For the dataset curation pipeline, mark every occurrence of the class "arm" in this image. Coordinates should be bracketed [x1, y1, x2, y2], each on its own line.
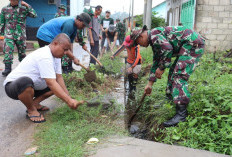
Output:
[56, 74, 69, 95]
[21, 1, 37, 18]
[105, 30, 111, 47]
[111, 45, 125, 59]
[0, 8, 5, 35]
[130, 46, 140, 68]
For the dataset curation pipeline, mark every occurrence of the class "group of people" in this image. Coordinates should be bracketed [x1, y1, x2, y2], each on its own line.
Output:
[0, 0, 205, 127]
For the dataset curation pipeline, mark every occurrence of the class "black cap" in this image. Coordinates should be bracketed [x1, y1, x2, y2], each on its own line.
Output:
[79, 13, 91, 28]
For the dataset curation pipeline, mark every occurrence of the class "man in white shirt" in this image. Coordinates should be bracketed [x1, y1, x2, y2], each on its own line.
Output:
[3, 33, 84, 123]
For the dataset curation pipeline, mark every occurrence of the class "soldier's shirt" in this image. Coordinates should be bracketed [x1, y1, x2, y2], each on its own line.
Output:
[54, 12, 67, 18]
[0, 4, 37, 40]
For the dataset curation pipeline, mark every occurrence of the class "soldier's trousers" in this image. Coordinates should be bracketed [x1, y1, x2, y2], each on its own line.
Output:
[166, 43, 205, 105]
[3, 38, 26, 64]
[62, 54, 72, 66]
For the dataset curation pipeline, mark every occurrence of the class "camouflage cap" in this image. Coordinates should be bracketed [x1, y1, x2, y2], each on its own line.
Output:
[79, 13, 91, 28]
[58, 4, 66, 10]
[130, 25, 148, 41]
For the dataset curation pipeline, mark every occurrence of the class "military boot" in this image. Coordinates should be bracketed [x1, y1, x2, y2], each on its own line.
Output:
[62, 66, 69, 74]
[163, 104, 188, 127]
[2, 64, 12, 76]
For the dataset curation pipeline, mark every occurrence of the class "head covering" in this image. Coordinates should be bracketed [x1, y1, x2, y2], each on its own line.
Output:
[58, 4, 66, 10]
[108, 24, 115, 32]
[130, 25, 148, 41]
[79, 13, 91, 28]
[116, 18, 120, 21]
[123, 35, 134, 47]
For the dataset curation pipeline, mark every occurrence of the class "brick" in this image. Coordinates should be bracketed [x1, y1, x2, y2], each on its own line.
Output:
[209, 0, 220, 5]
[202, 5, 214, 11]
[219, 0, 230, 5]
[216, 35, 227, 40]
[224, 6, 232, 11]
[206, 34, 217, 40]
[230, 13, 232, 18]
[213, 6, 224, 12]
[219, 12, 230, 17]
[212, 17, 223, 23]
[207, 23, 218, 28]
[226, 35, 232, 41]
[197, 11, 209, 17]
[212, 29, 225, 34]
[208, 11, 219, 17]
[223, 18, 232, 24]
[218, 23, 228, 29]
[197, 5, 203, 11]
[202, 17, 212, 22]
[198, 0, 209, 5]
[229, 24, 232, 29]
[196, 22, 207, 28]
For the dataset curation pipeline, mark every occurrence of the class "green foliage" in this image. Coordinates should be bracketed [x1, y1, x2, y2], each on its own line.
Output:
[134, 47, 232, 155]
[134, 11, 166, 29]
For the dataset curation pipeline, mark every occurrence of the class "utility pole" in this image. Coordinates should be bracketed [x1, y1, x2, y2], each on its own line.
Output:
[145, 0, 152, 29]
[128, 0, 131, 30]
[143, 0, 147, 26]
[131, 0, 134, 30]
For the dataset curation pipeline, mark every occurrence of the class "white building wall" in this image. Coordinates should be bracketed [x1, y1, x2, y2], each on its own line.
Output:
[0, 0, 9, 11]
[70, 0, 84, 16]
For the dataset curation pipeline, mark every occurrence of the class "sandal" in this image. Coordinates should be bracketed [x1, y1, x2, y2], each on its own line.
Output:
[26, 113, 46, 123]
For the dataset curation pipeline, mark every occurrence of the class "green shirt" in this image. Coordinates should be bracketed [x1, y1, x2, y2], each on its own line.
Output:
[101, 18, 114, 29]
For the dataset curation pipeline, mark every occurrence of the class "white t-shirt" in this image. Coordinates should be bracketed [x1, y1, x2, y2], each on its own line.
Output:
[3, 46, 62, 90]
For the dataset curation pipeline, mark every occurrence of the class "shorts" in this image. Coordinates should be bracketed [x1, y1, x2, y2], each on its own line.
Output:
[5, 76, 51, 100]
[104, 39, 119, 47]
[126, 63, 141, 75]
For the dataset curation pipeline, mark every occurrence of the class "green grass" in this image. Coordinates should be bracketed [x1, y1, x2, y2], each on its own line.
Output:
[132, 47, 232, 155]
[34, 54, 126, 156]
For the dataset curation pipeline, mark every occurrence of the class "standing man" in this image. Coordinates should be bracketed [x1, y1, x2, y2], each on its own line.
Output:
[54, 4, 67, 18]
[116, 18, 126, 45]
[88, 5, 102, 65]
[131, 25, 205, 127]
[37, 13, 91, 74]
[100, 10, 114, 51]
[3, 34, 84, 123]
[0, 0, 37, 76]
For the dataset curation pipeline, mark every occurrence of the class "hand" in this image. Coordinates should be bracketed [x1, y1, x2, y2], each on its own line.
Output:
[110, 56, 115, 60]
[82, 44, 87, 51]
[21, 1, 29, 7]
[155, 68, 164, 79]
[67, 99, 84, 109]
[144, 82, 153, 96]
[127, 67, 133, 74]
[90, 40, 94, 46]
[73, 58, 80, 65]
[99, 35, 102, 40]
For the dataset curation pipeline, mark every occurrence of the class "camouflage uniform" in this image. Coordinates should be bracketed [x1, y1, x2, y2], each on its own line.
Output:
[116, 22, 126, 45]
[0, 3, 37, 64]
[54, 12, 66, 18]
[148, 26, 205, 105]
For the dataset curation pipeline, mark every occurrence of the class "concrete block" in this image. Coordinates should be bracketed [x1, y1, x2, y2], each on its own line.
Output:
[212, 17, 223, 23]
[226, 34, 232, 41]
[210, 40, 220, 46]
[198, 0, 209, 5]
[230, 13, 232, 18]
[196, 22, 207, 28]
[212, 29, 225, 34]
[197, 11, 209, 17]
[213, 6, 224, 12]
[219, 0, 230, 5]
[206, 34, 217, 40]
[197, 5, 203, 10]
[207, 23, 218, 28]
[208, 11, 219, 17]
[219, 12, 230, 17]
[202, 5, 214, 11]
[223, 30, 232, 35]
[223, 18, 232, 24]
[216, 35, 227, 40]
[209, 0, 220, 5]
[218, 23, 228, 29]
[229, 24, 232, 29]
[201, 17, 212, 22]
[224, 6, 232, 11]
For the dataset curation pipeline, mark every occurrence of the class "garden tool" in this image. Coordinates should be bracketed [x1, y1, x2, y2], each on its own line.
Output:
[78, 63, 96, 82]
[128, 93, 146, 128]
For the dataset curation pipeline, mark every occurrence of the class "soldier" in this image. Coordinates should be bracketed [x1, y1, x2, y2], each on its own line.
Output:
[0, 0, 37, 76]
[54, 4, 67, 18]
[116, 18, 126, 45]
[131, 25, 205, 127]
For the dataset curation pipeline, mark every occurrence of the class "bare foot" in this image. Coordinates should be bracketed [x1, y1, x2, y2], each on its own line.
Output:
[27, 110, 46, 123]
[33, 104, 50, 111]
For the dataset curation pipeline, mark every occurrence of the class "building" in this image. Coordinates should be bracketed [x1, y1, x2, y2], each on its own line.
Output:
[166, 0, 232, 51]
[152, 0, 166, 18]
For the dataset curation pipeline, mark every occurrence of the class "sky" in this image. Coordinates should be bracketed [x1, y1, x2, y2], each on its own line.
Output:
[90, 0, 165, 15]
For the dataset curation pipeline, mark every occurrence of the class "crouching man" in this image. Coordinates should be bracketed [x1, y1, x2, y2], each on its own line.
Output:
[3, 33, 84, 123]
[131, 26, 205, 127]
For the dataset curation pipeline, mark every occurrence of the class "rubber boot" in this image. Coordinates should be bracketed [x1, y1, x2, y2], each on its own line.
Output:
[68, 61, 74, 73]
[62, 66, 69, 74]
[2, 64, 12, 76]
[163, 104, 188, 127]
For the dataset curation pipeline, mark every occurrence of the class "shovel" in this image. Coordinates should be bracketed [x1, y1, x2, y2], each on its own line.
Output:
[128, 93, 146, 128]
[78, 63, 96, 82]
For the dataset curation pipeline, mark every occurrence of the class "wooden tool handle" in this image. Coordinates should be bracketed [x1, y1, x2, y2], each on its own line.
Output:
[85, 49, 103, 67]
[78, 63, 89, 72]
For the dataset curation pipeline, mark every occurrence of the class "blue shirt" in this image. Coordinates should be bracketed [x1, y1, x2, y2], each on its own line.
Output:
[36, 16, 77, 43]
